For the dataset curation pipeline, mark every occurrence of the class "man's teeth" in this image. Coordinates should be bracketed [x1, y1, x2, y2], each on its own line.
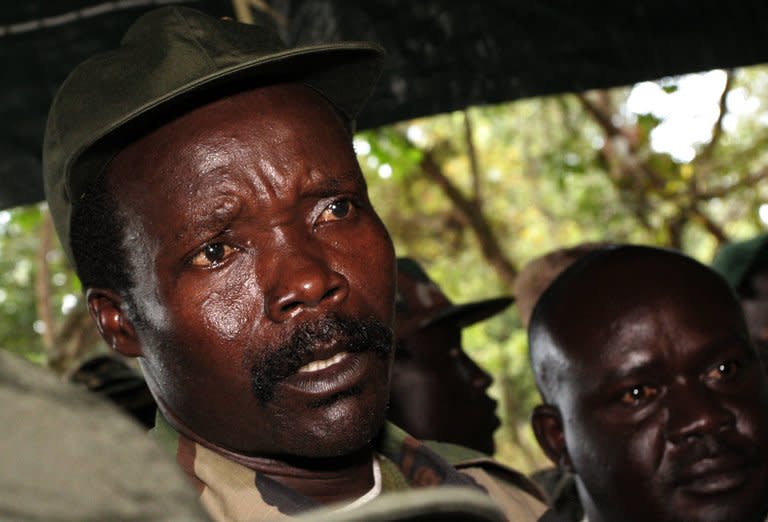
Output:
[298, 352, 348, 373]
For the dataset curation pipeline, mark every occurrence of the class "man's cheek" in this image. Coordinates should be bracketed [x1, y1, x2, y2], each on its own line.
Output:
[735, 404, 768, 446]
[201, 272, 259, 341]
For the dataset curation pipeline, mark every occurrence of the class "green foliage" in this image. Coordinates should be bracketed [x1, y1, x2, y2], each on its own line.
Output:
[0, 206, 84, 365]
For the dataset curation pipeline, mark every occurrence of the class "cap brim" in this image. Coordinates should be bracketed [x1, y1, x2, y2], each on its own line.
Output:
[69, 41, 384, 203]
[427, 296, 514, 330]
[110, 41, 384, 133]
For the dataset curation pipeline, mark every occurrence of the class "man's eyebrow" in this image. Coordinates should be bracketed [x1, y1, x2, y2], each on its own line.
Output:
[601, 352, 663, 384]
[173, 197, 242, 243]
[306, 170, 363, 194]
[693, 331, 755, 363]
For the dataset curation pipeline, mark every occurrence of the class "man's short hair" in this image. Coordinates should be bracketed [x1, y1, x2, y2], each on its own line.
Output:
[70, 172, 131, 294]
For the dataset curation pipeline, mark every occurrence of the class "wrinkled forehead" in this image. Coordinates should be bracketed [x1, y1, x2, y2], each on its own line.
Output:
[111, 85, 347, 169]
[104, 83, 357, 210]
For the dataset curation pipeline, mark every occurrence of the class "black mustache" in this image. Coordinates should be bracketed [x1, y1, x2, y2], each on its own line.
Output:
[249, 314, 392, 403]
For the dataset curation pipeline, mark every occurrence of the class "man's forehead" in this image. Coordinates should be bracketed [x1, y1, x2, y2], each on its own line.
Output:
[554, 296, 752, 389]
[541, 249, 750, 377]
[554, 250, 735, 318]
[106, 84, 354, 192]
[549, 304, 656, 370]
[116, 84, 339, 156]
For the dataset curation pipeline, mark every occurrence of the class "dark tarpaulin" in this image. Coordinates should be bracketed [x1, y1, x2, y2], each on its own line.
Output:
[3, 0, 768, 210]
[273, 0, 768, 130]
[0, 0, 234, 210]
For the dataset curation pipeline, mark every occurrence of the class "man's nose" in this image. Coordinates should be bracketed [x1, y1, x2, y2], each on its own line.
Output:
[664, 380, 736, 444]
[454, 348, 493, 391]
[265, 246, 349, 322]
[476, 369, 493, 390]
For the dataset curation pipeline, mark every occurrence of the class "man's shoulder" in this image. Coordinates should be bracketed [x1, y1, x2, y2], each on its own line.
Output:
[377, 424, 551, 520]
[422, 439, 550, 520]
[423, 439, 547, 502]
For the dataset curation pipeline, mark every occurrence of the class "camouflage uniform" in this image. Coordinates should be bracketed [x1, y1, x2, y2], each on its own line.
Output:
[152, 413, 551, 521]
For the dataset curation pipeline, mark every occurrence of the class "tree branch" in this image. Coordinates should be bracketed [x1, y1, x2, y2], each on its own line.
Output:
[698, 70, 734, 164]
[691, 205, 729, 245]
[419, 147, 518, 288]
[578, 91, 665, 191]
[698, 166, 768, 200]
[463, 110, 482, 206]
[577, 92, 631, 142]
[35, 211, 55, 364]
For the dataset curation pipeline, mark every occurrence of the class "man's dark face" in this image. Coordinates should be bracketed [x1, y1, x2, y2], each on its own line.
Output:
[545, 257, 768, 522]
[103, 84, 396, 457]
[388, 323, 499, 454]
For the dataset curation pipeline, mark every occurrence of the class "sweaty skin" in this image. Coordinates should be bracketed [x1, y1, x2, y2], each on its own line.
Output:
[88, 84, 396, 504]
[531, 247, 768, 522]
[388, 322, 500, 454]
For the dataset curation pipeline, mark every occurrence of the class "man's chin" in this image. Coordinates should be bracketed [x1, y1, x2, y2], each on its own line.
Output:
[284, 394, 388, 458]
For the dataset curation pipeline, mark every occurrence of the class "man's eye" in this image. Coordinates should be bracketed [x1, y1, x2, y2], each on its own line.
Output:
[705, 360, 742, 381]
[189, 243, 235, 267]
[619, 385, 658, 406]
[318, 198, 355, 223]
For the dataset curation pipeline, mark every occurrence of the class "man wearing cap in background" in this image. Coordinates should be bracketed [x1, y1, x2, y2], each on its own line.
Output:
[712, 233, 768, 362]
[42, 7, 552, 520]
[513, 243, 609, 331]
[390, 257, 512, 455]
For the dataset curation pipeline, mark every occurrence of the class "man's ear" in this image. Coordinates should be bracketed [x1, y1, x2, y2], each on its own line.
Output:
[531, 404, 573, 471]
[86, 288, 142, 357]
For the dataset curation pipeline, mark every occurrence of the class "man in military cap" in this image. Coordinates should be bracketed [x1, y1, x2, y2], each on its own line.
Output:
[712, 233, 768, 362]
[389, 257, 511, 455]
[43, 7, 551, 520]
[529, 245, 768, 522]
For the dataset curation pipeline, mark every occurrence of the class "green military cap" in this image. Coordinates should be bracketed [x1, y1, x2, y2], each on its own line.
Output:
[43, 6, 384, 267]
[711, 233, 768, 292]
[395, 257, 513, 339]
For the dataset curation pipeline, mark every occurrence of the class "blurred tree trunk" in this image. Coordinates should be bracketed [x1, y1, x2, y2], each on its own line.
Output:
[35, 208, 103, 374]
[399, 110, 520, 291]
[35, 212, 55, 363]
[52, 303, 104, 374]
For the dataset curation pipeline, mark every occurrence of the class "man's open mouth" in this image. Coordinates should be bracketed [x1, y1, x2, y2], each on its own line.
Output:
[282, 350, 371, 396]
[297, 351, 349, 373]
[249, 314, 393, 403]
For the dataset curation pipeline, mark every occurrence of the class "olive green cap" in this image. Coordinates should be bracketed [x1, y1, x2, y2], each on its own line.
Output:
[395, 257, 513, 340]
[42, 6, 384, 267]
[711, 233, 768, 293]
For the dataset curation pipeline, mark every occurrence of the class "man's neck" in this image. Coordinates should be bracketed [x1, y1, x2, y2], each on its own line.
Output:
[159, 405, 375, 505]
[213, 441, 377, 505]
